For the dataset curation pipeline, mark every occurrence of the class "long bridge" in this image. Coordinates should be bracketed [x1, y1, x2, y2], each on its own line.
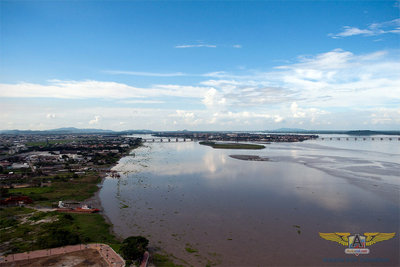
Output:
[316, 136, 399, 141]
[142, 136, 399, 143]
[142, 138, 194, 143]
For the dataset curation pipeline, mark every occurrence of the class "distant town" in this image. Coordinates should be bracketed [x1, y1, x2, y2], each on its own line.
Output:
[0, 134, 141, 191]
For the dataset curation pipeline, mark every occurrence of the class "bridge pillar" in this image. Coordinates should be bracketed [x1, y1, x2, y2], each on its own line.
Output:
[160, 139, 163, 142]
[168, 139, 171, 142]
[183, 138, 186, 142]
[152, 139, 155, 142]
[176, 138, 179, 142]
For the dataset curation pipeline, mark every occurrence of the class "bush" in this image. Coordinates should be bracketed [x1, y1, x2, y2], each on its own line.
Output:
[120, 236, 149, 262]
[37, 228, 81, 248]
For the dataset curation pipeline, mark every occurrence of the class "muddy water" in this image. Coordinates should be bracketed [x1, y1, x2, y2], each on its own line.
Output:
[99, 137, 399, 266]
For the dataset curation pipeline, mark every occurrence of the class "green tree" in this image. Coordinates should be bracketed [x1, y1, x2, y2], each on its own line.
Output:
[120, 236, 149, 263]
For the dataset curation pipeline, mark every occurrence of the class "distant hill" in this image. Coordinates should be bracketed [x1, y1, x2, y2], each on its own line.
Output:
[0, 128, 398, 135]
[0, 127, 115, 135]
[272, 128, 307, 132]
[0, 128, 156, 135]
[51, 127, 114, 133]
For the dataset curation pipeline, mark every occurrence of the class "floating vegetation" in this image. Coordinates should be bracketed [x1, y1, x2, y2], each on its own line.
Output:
[185, 244, 198, 253]
[292, 225, 301, 235]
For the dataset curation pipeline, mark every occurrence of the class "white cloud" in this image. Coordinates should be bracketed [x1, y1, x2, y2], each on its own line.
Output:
[103, 70, 186, 77]
[330, 18, 400, 38]
[331, 27, 374, 38]
[89, 115, 101, 125]
[1, 49, 399, 130]
[370, 108, 400, 125]
[0, 80, 210, 99]
[202, 88, 226, 108]
[120, 100, 165, 104]
[46, 113, 56, 119]
[290, 102, 306, 118]
[175, 44, 217, 48]
[174, 110, 195, 119]
[175, 43, 243, 49]
[274, 115, 284, 123]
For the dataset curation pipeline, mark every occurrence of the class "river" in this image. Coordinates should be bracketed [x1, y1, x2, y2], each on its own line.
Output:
[99, 135, 399, 266]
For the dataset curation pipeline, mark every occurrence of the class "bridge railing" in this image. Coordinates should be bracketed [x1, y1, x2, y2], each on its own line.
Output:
[316, 137, 399, 141]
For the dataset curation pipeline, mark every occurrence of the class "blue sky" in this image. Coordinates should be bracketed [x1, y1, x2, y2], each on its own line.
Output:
[1, 0, 399, 130]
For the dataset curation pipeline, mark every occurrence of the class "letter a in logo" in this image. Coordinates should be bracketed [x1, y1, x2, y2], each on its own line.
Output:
[350, 234, 365, 248]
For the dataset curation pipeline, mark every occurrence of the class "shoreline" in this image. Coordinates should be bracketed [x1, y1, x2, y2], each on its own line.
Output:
[88, 146, 140, 242]
[0, 141, 143, 258]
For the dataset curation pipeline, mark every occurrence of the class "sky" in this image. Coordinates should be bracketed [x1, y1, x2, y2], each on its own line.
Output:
[0, 0, 399, 131]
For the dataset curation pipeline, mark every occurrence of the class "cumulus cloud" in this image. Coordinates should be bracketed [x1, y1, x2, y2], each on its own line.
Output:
[1, 48, 399, 130]
[46, 113, 56, 119]
[370, 108, 400, 125]
[202, 88, 227, 108]
[329, 18, 400, 38]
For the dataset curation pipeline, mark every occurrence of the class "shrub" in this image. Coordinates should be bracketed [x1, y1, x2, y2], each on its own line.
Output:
[37, 228, 81, 248]
[120, 236, 149, 263]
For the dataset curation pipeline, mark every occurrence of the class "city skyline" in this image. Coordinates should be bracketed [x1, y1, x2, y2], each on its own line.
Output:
[1, 1, 399, 131]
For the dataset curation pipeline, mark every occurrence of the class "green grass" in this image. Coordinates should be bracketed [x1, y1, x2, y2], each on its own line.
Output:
[9, 174, 101, 206]
[0, 208, 120, 254]
[9, 187, 54, 195]
[69, 213, 119, 244]
[199, 141, 265, 150]
[0, 206, 34, 217]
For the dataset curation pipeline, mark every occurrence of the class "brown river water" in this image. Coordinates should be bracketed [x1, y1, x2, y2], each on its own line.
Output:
[99, 136, 399, 266]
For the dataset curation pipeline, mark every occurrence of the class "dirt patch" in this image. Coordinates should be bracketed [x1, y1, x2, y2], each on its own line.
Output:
[0, 249, 108, 267]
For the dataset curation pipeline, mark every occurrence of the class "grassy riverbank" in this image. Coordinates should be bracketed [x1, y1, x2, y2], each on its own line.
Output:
[1, 141, 181, 266]
[8, 172, 101, 206]
[200, 141, 265, 150]
[0, 206, 120, 253]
